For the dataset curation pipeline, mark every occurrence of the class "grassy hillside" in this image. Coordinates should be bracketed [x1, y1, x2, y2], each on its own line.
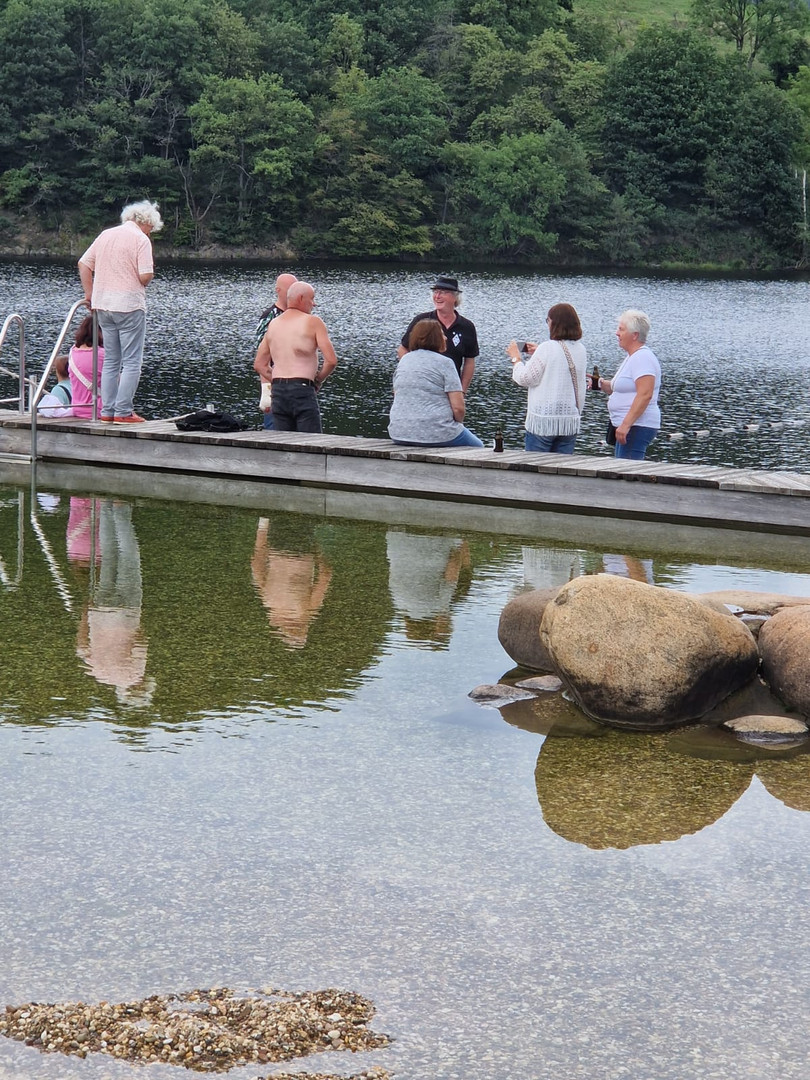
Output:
[574, 0, 691, 41]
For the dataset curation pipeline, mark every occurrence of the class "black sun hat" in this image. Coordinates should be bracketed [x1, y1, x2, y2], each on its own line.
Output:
[430, 274, 460, 293]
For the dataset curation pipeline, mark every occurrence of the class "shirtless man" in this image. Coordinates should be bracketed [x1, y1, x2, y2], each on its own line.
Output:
[255, 271, 297, 430]
[253, 281, 337, 433]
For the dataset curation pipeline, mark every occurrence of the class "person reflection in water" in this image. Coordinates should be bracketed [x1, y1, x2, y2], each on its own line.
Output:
[70, 498, 154, 707]
[386, 530, 471, 646]
[251, 517, 333, 649]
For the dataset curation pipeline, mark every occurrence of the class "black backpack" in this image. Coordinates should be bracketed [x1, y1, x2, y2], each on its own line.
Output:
[175, 410, 246, 433]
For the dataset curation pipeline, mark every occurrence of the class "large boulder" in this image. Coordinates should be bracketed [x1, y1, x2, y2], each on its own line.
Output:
[539, 574, 759, 730]
[758, 605, 810, 717]
[497, 588, 559, 672]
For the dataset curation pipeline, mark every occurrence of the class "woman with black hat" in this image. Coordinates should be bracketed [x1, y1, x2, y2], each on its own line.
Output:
[397, 274, 479, 394]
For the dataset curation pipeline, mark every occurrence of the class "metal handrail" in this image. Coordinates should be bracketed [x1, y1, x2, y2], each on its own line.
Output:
[31, 300, 98, 464]
[32, 298, 93, 407]
[0, 313, 26, 412]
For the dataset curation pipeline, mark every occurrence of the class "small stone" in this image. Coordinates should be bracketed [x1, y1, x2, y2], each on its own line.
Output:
[468, 683, 535, 705]
[516, 675, 563, 692]
[723, 714, 809, 743]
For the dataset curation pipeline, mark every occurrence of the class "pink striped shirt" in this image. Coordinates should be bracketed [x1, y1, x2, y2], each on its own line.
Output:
[79, 220, 154, 312]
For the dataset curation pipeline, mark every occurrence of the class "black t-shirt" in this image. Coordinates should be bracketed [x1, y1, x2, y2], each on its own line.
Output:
[400, 310, 479, 375]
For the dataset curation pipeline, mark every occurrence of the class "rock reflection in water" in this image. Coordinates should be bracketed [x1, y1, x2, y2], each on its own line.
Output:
[534, 730, 754, 849]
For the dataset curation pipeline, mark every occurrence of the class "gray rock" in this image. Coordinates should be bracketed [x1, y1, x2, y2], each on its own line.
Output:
[723, 713, 809, 745]
[539, 574, 759, 730]
[697, 589, 810, 616]
[516, 675, 564, 692]
[497, 588, 559, 672]
[469, 683, 536, 707]
[759, 605, 810, 716]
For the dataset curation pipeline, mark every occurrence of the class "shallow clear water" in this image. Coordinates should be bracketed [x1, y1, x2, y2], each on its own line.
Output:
[2, 259, 809, 470]
[1, 473, 810, 1079]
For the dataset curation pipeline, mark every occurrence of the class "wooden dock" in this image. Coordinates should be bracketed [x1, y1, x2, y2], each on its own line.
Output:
[1, 411, 808, 535]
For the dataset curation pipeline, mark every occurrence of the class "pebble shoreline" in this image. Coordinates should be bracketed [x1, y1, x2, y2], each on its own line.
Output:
[0, 987, 390, 1075]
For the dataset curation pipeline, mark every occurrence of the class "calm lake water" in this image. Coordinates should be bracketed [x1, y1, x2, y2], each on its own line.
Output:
[1, 258, 809, 470]
[1, 261, 810, 1078]
[1, 452, 810, 1079]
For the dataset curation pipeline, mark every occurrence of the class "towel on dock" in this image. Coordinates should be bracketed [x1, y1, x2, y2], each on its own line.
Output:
[175, 411, 246, 433]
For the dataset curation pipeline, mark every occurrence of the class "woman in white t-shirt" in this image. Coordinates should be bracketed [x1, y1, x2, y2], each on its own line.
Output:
[597, 309, 661, 460]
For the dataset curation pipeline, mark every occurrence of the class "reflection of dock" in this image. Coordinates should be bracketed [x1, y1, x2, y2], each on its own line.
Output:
[2, 411, 809, 535]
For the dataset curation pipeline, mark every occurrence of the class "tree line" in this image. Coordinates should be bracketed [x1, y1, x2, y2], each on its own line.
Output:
[1, 0, 810, 268]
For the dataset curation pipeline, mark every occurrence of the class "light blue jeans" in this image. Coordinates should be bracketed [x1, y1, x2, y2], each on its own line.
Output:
[393, 427, 483, 448]
[525, 431, 577, 454]
[97, 308, 146, 418]
[614, 425, 658, 460]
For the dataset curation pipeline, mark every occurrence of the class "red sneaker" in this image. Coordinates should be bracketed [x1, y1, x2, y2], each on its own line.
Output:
[99, 415, 115, 422]
[114, 414, 146, 423]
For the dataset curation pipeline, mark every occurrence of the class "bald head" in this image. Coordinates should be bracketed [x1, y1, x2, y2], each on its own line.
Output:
[287, 281, 315, 312]
[275, 273, 297, 308]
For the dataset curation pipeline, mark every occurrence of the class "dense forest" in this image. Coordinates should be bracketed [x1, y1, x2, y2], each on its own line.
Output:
[2, 0, 810, 267]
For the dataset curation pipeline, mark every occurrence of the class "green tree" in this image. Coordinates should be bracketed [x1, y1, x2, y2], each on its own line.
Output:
[690, 0, 810, 69]
[186, 73, 315, 241]
[442, 132, 566, 254]
[354, 66, 449, 175]
[600, 27, 733, 211]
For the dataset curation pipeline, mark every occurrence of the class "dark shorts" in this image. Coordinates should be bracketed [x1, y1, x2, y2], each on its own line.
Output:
[270, 380, 322, 433]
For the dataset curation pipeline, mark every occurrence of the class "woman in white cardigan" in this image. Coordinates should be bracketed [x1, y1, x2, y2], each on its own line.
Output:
[506, 303, 587, 454]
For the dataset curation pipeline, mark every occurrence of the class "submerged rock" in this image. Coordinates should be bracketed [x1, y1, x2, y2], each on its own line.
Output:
[468, 683, 536, 706]
[497, 588, 559, 672]
[759, 605, 810, 717]
[539, 574, 759, 730]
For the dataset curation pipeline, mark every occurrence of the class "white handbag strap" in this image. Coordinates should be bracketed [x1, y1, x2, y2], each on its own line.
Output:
[68, 352, 93, 391]
[560, 342, 581, 414]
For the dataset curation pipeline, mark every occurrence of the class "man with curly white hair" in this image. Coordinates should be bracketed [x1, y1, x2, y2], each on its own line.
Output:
[78, 200, 163, 423]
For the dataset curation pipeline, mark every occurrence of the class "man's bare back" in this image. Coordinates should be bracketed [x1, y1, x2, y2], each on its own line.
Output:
[253, 281, 337, 388]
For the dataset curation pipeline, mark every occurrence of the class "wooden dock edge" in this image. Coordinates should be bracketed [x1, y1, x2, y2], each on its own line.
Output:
[1, 413, 808, 536]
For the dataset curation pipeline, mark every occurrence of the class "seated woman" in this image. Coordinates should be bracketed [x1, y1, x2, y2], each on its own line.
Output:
[69, 315, 104, 419]
[388, 319, 483, 448]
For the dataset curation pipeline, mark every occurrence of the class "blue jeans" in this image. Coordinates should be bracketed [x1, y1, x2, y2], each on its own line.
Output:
[262, 410, 274, 430]
[394, 427, 483, 448]
[271, 379, 321, 432]
[446, 428, 484, 448]
[525, 431, 576, 454]
[96, 308, 146, 418]
[614, 425, 657, 460]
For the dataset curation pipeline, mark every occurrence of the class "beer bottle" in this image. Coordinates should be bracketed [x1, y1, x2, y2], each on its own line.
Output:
[591, 365, 600, 391]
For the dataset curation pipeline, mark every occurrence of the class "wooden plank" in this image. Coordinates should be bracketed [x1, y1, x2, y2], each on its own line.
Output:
[1, 411, 809, 533]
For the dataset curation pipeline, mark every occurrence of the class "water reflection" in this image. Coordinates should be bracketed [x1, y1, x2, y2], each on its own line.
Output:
[534, 730, 756, 849]
[386, 531, 472, 648]
[251, 516, 333, 649]
[71, 499, 154, 708]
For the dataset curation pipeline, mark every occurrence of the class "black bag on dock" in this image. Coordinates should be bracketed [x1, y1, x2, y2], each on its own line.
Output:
[175, 410, 246, 433]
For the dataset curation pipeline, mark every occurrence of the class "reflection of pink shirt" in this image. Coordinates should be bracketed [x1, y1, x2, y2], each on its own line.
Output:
[67, 497, 100, 565]
[69, 346, 104, 418]
[79, 220, 153, 311]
